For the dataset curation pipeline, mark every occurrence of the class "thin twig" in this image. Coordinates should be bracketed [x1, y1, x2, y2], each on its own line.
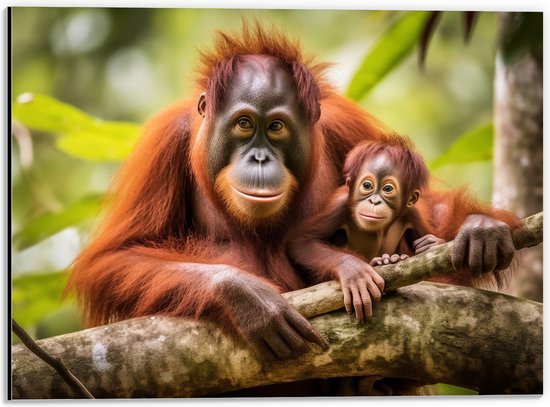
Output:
[11, 319, 95, 399]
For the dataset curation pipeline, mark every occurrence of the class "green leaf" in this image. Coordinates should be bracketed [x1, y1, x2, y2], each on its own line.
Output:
[12, 93, 95, 133]
[346, 11, 431, 101]
[12, 194, 103, 251]
[12, 271, 71, 330]
[13, 93, 140, 161]
[56, 122, 139, 161]
[435, 383, 477, 395]
[35, 305, 82, 339]
[430, 124, 493, 169]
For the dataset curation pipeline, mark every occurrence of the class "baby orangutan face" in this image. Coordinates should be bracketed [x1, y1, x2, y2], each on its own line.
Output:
[349, 153, 419, 233]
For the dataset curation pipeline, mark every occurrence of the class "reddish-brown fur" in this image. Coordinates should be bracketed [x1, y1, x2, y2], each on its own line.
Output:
[66, 23, 520, 337]
[288, 135, 433, 283]
[343, 135, 430, 196]
[290, 135, 521, 291]
[66, 24, 389, 330]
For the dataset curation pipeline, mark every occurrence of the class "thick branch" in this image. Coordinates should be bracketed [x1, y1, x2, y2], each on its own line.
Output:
[12, 283, 542, 398]
[11, 213, 543, 398]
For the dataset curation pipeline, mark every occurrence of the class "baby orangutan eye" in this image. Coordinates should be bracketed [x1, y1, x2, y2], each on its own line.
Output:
[237, 117, 253, 129]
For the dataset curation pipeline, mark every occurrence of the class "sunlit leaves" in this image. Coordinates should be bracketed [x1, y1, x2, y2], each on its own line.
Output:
[346, 11, 431, 101]
[55, 121, 139, 161]
[430, 124, 493, 169]
[435, 383, 477, 396]
[12, 271, 71, 330]
[12, 194, 103, 251]
[13, 93, 140, 161]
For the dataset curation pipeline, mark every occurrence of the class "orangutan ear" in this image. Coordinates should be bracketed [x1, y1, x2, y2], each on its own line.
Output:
[407, 190, 420, 207]
[197, 93, 207, 116]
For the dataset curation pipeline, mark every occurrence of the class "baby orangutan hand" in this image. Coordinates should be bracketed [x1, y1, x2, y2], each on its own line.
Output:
[336, 255, 385, 323]
[370, 253, 409, 267]
[413, 234, 445, 254]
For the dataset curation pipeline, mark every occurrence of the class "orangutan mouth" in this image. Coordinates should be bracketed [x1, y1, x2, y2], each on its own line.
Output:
[232, 187, 285, 203]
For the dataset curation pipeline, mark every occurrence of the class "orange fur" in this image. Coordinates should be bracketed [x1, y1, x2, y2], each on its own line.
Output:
[67, 23, 520, 339]
[196, 22, 331, 122]
[66, 25, 351, 329]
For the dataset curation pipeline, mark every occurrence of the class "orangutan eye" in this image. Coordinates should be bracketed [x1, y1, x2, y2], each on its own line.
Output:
[266, 119, 289, 142]
[362, 181, 373, 190]
[382, 184, 394, 193]
[237, 117, 253, 129]
[269, 120, 284, 131]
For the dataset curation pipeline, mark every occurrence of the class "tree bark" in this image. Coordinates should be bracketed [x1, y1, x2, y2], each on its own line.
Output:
[11, 213, 543, 398]
[11, 282, 543, 398]
[493, 12, 543, 301]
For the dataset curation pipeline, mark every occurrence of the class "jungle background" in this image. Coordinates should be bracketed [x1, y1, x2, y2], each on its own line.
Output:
[10, 8, 543, 395]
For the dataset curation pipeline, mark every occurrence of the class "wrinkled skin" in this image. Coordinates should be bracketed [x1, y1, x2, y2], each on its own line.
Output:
[336, 255, 385, 323]
[368, 220, 514, 277]
[452, 214, 516, 278]
[413, 234, 445, 254]
[216, 270, 327, 360]
[204, 57, 310, 223]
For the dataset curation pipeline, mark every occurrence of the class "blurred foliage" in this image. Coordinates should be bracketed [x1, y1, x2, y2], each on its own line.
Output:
[430, 124, 493, 169]
[13, 93, 140, 161]
[12, 272, 74, 333]
[347, 11, 430, 101]
[13, 193, 103, 251]
[11, 8, 540, 396]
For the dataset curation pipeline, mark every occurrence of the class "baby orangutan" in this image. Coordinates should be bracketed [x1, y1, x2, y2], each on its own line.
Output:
[288, 136, 444, 322]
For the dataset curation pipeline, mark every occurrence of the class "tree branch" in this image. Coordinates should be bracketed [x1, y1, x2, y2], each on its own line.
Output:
[11, 319, 94, 399]
[11, 212, 543, 398]
[12, 283, 542, 398]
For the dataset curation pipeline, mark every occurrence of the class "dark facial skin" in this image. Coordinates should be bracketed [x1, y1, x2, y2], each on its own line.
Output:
[198, 56, 311, 220]
[350, 154, 417, 233]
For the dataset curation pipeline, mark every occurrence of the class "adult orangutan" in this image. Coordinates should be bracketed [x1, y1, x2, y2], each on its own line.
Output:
[67, 24, 518, 370]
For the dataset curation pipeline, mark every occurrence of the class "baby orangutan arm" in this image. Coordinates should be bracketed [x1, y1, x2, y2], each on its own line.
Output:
[288, 186, 384, 322]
